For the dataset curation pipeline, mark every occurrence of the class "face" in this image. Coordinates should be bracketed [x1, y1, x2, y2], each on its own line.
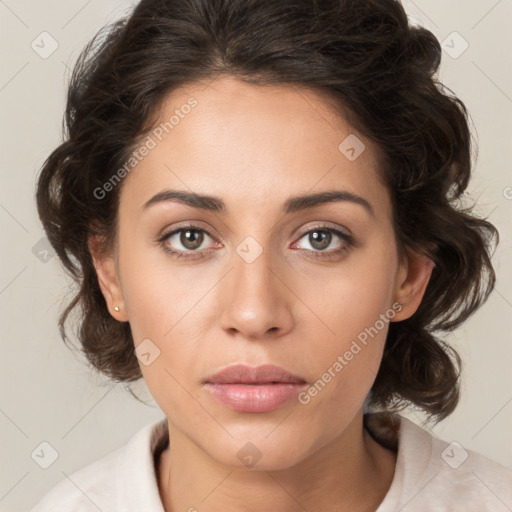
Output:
[92, 75, 432, 470]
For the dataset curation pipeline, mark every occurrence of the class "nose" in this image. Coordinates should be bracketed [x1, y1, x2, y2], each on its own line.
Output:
[218, 243, 294, 341]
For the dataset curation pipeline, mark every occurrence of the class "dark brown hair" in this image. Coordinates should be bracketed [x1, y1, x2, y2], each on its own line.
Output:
[35, 0, 498, 422]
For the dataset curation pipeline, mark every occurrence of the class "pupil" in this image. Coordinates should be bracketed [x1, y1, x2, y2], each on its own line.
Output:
[310, 230, 330, 250]
[181, 229, 203, 249]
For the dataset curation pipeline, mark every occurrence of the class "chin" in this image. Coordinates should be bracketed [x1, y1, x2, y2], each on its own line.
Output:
[201, 433, 311, 472]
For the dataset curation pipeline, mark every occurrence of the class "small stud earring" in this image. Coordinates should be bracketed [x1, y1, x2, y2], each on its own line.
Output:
[114, 306, 120, 312]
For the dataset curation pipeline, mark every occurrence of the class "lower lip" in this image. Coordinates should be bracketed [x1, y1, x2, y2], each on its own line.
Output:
[204, 382, 307, 412]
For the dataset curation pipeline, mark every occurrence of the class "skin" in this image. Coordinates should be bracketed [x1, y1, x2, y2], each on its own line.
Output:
[90, 75, 434, 512]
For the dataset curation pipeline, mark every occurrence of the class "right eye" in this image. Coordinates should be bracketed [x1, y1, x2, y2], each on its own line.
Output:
[158, 225, 218, 259]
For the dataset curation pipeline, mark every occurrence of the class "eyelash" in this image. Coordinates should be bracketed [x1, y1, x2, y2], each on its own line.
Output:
[157, 223, 355, 261]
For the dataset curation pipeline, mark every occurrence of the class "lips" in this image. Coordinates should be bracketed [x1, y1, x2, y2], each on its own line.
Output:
[203, 364, 307, 385]
[203, 364, 307, 413]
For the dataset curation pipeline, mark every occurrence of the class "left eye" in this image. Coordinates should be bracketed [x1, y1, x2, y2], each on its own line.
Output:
[293, 227, 353, 254]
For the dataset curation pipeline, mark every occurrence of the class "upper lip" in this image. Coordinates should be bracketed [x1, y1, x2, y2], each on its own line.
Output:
[204, 364, 306, 385]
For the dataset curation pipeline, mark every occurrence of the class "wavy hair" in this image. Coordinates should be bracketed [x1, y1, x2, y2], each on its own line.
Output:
[35, 0, 498, 422]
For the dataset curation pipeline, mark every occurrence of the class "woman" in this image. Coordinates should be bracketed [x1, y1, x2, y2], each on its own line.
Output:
[30, 0, 511, 510]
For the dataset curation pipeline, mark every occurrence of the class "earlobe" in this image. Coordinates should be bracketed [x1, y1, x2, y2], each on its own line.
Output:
[391, 247, 435, 322]
[88, 235, 128, 321]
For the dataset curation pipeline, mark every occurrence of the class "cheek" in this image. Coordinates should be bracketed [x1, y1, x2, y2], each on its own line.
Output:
[292, 237, 398, 401]
[296, 235, 398, 341]
[116, 229, 216, 401]
[117, 223, 203, 340]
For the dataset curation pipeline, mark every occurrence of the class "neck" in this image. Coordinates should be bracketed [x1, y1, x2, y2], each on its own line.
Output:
[157, 412, 397, 512]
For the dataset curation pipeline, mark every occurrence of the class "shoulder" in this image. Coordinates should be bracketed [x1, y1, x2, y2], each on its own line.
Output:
[365, 412, 512, 512]
[28, 418, 168, 512]
[424, 427, 512, 510]
[27, 446, 121, 511]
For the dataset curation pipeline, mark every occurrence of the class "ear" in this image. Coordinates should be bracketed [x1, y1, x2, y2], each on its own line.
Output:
[88, 235, 128, 322]
[391, 246, 435, 322]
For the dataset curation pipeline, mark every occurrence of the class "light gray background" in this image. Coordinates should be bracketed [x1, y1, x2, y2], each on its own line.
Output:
[1, 1, 511, 510]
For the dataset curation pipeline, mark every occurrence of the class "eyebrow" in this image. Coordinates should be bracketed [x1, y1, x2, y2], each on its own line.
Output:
[141, 189, 374, 217]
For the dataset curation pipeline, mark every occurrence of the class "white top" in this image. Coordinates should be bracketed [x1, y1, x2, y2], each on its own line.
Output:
[28, 412, 512, 511]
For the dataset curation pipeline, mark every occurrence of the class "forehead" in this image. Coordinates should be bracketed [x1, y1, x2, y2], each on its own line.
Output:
[119, 75, 390, 219]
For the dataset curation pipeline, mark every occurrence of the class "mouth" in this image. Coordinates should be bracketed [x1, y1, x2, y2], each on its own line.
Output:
[203, 364, 308, 413]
